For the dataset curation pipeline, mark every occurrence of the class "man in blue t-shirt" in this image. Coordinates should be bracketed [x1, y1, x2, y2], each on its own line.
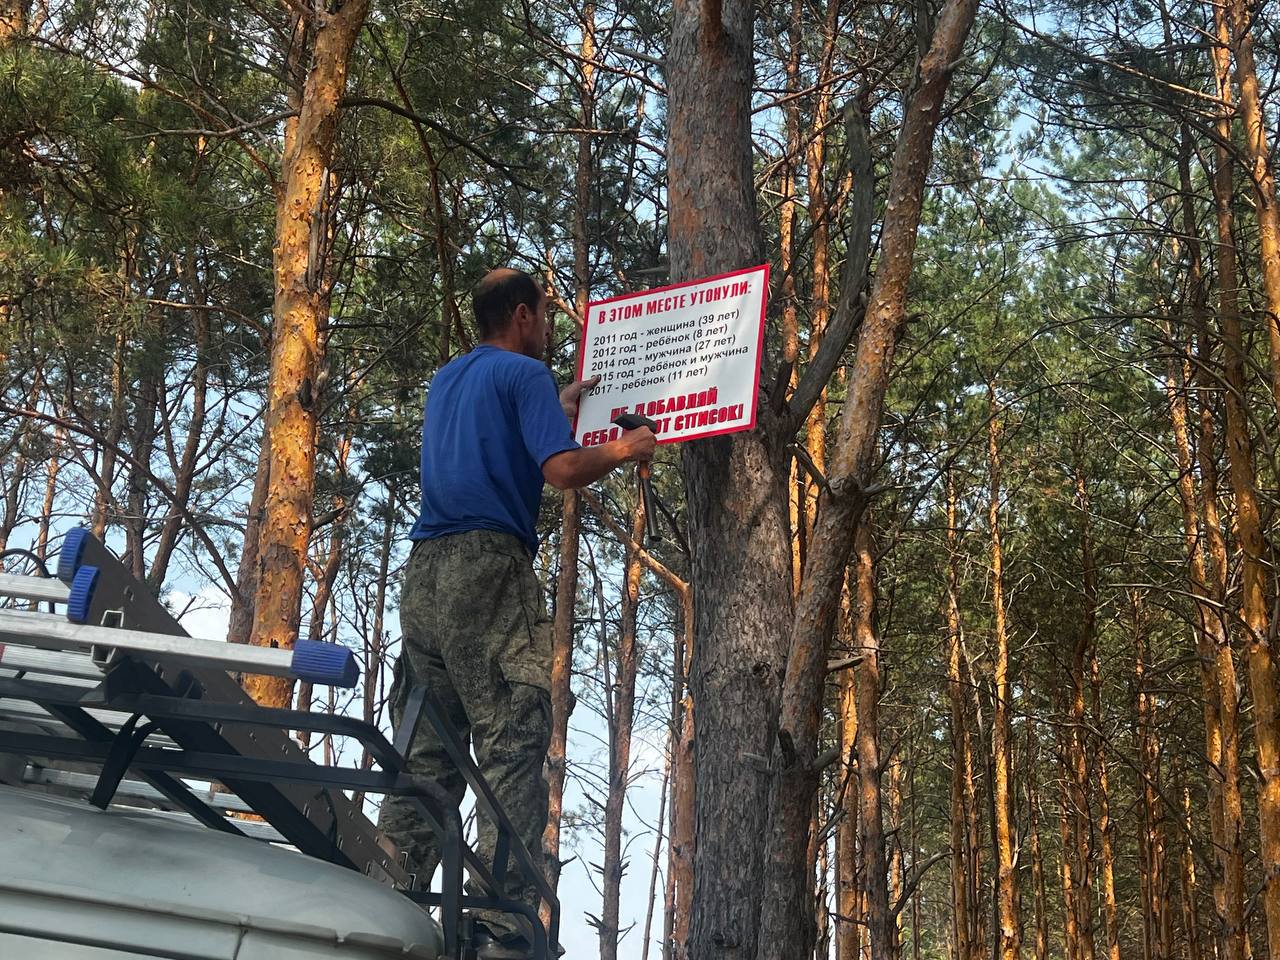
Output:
[379, 268, 653, 958]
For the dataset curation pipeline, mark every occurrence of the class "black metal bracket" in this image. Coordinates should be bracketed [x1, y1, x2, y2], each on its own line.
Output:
[89, 713, 158, 810]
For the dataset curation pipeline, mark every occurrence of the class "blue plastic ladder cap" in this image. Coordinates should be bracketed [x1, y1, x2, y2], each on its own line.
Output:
[67, 566, 100, 625]
[57, 528, 92, 582]
[291, 640, 359, 688]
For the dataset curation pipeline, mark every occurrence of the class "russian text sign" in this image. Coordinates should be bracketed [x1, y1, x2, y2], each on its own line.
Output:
[574, 264, 770, 446]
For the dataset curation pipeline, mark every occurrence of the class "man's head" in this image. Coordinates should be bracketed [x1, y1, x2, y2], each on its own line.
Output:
[473, 267, 549, 360]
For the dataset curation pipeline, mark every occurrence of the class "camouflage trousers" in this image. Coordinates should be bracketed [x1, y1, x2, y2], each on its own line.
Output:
[379, 530, 552, 936]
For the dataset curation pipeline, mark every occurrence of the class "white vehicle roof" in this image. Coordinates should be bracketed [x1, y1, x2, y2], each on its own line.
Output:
[0, 785, 442, 960]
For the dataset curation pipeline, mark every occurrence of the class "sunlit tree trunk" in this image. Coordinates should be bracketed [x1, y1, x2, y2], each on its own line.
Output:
[1224, 0, 1280, 417]
[1156, 29, 1242, 952]
[778, 0, 803, 594]
[1058, 753, 1081, 960]
[1207, 5, 1280, 951]
[989, 387, 1020, 960]
[888, 752, 905, 951]
[799, 0, 840, 553]
[246, 0, 371, 707]
[1182, 784, 1204, 960]
[0, 1, 29, 44]
[1164, 338, 1237, 960]
[1090, 655, 1120, 960]
[1205, 15, 1257, 959]
[1066, 464, 1097, 960]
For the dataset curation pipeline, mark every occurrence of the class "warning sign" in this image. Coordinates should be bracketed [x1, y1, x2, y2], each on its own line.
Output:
[573, 265, 769, 446]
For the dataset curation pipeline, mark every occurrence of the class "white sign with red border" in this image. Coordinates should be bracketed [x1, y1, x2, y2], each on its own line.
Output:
[573, 264, 770, 447]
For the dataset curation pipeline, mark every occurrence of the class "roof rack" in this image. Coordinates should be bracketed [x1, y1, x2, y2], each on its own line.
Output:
[0, 528, 561, 960]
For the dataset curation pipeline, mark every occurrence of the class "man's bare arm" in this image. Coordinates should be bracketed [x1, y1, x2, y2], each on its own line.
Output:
[543, 428, 655, 490]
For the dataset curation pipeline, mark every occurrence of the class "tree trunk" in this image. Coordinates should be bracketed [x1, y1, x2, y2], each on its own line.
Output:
[644, 756, 671, 960]
[364, 480, 393, 731]
[1225, 0, 1280, 417]
[852, 522, 894, 960]
[0, 372, 38, 553]
[800, 0, 840, 544]
[1058, 758, 1081, 960]
[91, 330, 128, 540]
[1182, 785, 1204, 960]
[888, 753, 904, 952]
[753, 0, 978, 950]
[778, 0, 803, 596]
[836, 579, 860, 960]
[946, 473, 974, 960]
[600, 497, 645, 960]
[1165, 339, 1238, 960]
[1152, 4, 1245, 942]
[1135, 595, 1170, 960]
[1090, 656, 1120, 960]
[1028, 770, 1048, 960]
[668, 0, 793, 954]
[671, 587, 695, 959]
[124, 355, 162, 581]
[544, 482, 579, 888]
[228, 435, 272, 644]
[34, 417, 65, 564]
[1066, 466, 1097, 960]
[545, 9, 595, 890]
[0, 447, 25, 555]
[1208, 4, 1280, 949]
[244, 0, 370, 707]
[0, 0, 29, 43]
[297, 470, 349, 752]
[582, 490, 693, 959]
[149, 263, 212, 591]
[988, 388, 1020, 960]
[1206, 14, 1258, 958]
[816, 804, 832, 960]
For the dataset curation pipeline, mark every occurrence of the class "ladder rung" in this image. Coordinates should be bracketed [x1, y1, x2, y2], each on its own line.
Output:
[0, 573, 70, 605]
[0, 609, 301, 679]
[0, 646, 102, 681]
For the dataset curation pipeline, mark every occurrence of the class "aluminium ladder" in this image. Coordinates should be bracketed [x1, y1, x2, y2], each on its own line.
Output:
[0, 528, 561, 960]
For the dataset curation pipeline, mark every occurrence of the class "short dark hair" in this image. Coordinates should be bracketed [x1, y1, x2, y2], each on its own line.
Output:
[472, 268, 543, 339]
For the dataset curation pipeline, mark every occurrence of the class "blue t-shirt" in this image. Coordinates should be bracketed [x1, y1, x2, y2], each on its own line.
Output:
[411, 345, 579, 555]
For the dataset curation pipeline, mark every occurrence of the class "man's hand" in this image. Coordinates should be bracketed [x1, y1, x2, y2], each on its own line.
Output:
[616, 426, 656, 463]
[560, 375, 601, 421]
[542, 425, 657, 490]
